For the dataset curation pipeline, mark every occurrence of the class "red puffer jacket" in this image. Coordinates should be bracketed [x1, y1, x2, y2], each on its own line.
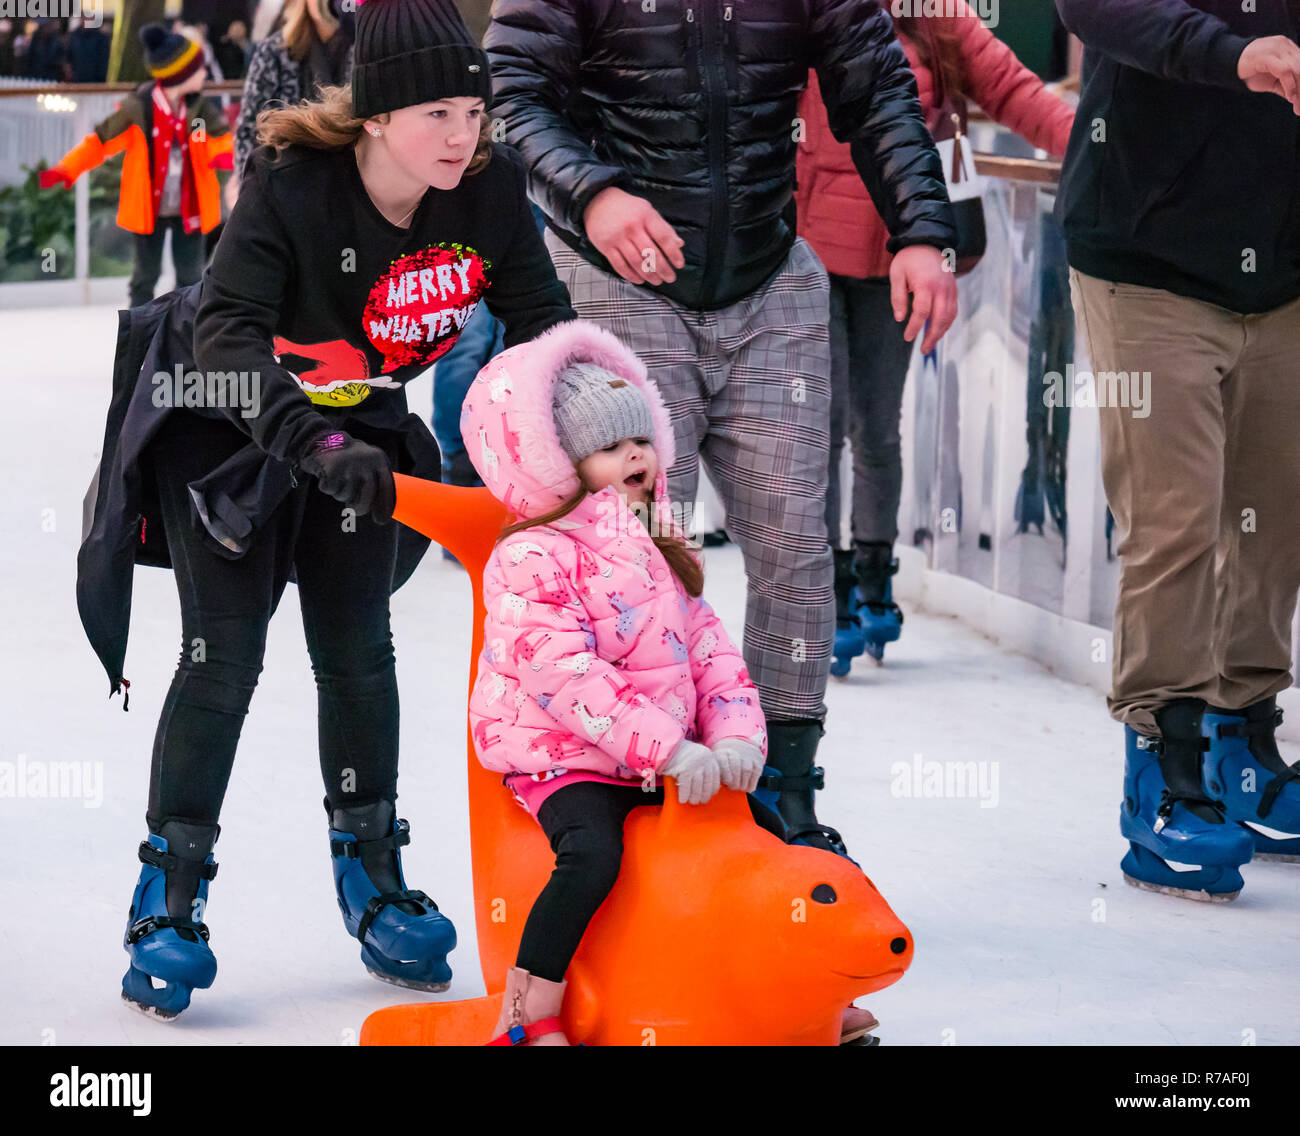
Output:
[796, 6, 1074, 280]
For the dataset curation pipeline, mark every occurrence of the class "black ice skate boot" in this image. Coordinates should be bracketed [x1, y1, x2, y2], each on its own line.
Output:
[760, 720, 854, 860]
[854, 542, 903, 664]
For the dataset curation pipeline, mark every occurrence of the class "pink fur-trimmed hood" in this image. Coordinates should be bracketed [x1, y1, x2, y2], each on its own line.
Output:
[459, 320, 676, 521]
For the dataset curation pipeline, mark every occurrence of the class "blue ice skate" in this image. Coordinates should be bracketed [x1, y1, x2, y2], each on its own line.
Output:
[860, 594, 903, 664]
[830, 548, 904, 674]
[121, 821, 219, 1019]
[858, 545, 903, 664]
[831, 599, 867, 678]
[1119, 701, 1253, 902]
[830, 550, 865, 678]
[1203, 697, 1300, 862]
[330, 801, 456, 992]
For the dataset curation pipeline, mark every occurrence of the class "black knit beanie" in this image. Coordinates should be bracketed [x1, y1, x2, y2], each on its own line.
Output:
[352, 0, 492, 118]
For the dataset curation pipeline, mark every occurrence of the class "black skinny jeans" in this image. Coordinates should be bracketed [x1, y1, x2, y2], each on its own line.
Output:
[518, 781, 787, 983]
[824, 274, 915, 550]
[144, 412, 400, 831]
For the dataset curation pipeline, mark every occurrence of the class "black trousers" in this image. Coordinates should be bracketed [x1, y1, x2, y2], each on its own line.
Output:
[130, 216, 206, 309]
[824, 274, 916, 550]
[517, 781, 787, 983]
[144, 412, 401, 831]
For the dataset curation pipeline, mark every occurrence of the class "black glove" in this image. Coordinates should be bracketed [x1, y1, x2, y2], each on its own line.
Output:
[298, 431, 395, 523]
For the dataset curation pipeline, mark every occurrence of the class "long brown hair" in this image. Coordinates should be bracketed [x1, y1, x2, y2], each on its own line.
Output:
[499, 488, 705, 599]
[256, 83, 494, 173]
[894, 13, 966, 112]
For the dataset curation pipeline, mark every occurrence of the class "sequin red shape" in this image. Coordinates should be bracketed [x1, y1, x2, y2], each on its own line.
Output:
[362, 244, 490, 373]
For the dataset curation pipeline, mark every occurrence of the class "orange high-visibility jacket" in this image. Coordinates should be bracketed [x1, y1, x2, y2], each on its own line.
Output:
[49, 82, 233, 236]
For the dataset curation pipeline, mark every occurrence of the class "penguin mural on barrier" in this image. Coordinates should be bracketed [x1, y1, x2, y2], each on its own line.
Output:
[360, 473, 914, 1046]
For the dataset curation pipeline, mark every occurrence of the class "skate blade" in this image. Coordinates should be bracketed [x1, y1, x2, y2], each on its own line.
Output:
[365, 966, 451, 994]
[842, 1032, 881, 1047]
[120, 990, 182, 1021]
[1241, 822, 1300, 861]
[1121, 873, 1240, 903]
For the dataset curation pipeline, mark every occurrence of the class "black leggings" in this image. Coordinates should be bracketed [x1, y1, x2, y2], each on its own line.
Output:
[144, 413, 400, 831]
[517, 781, 787, 982]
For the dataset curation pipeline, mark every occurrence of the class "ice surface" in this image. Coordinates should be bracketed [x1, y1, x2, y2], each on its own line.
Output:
[2, 304, 1295, 1046]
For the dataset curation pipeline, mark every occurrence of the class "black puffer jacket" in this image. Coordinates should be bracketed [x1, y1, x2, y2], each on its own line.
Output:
[487, 0, 957, 311]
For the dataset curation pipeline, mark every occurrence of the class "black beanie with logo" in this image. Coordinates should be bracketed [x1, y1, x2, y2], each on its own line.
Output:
[352, 0, 492, 118]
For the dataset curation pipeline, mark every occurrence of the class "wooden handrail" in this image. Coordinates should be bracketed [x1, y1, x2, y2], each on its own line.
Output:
[0, 82, 1063, 185]
[0, 81, 245, 98]
[973, 153, 1061, 186]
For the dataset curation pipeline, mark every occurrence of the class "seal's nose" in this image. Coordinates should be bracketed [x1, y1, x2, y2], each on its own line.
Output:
[890, 937, 908, 955]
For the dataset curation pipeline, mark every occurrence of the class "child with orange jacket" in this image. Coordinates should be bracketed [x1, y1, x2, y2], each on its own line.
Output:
[40, 23, 232, 307]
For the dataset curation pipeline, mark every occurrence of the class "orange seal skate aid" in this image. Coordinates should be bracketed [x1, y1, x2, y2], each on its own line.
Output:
[361, 474, 912, 1045]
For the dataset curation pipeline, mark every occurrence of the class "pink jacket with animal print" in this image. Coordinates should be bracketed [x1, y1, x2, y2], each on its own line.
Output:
[462, 320, 767, 813]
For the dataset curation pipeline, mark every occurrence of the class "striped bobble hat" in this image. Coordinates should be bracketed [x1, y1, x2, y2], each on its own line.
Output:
[139, 24, 205, 87]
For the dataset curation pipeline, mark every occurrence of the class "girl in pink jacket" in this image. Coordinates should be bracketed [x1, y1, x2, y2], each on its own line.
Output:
[462, 320, 774, 1046]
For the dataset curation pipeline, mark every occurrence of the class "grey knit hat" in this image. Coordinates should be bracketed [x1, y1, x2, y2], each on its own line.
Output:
[352, 0, 491, 119]
[552, 363, 655, 464]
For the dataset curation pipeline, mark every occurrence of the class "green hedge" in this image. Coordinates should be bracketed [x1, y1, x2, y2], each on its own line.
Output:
[0, 159, 134, 283]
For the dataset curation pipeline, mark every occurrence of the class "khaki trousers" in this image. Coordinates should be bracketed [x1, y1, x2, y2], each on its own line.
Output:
[1070, 269, 1300, 733]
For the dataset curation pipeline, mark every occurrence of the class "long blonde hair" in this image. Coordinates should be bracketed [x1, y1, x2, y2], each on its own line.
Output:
[256, 83, 494, 174]
[280, 0, 318, 63]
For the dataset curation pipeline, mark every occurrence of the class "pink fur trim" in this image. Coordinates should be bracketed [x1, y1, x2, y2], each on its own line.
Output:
[462, 319, 677, 518]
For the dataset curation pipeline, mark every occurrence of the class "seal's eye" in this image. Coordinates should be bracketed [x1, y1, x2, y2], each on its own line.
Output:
[811, 884, 837, 904]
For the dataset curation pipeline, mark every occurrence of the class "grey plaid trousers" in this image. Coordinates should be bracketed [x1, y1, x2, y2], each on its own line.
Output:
[545, 230, 835, 723]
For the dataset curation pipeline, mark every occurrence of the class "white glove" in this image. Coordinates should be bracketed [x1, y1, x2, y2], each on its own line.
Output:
[712, 738, 764, 793]
[660, 740, 721, 805]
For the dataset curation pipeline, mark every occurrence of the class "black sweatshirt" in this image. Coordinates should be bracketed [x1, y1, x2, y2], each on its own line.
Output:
[195, 140, 578, 464]
[1055, 0, 1300, 314]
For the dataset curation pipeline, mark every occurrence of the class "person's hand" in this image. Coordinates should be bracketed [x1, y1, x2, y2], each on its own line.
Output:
[661, 740, 722, 805]
[1238, 36, 1300, 113]
[582, 186, 686, 286]
[223, 176, 239, 212]
[297, 431, 395, 522]
[889, 244, 959, 355]
[306, 0, 340, 41]
[38, 168, 72, 190]
[712, 738, 764, 793]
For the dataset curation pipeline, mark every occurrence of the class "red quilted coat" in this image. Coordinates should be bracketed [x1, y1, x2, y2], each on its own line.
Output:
[796, 4, 1074, 280]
